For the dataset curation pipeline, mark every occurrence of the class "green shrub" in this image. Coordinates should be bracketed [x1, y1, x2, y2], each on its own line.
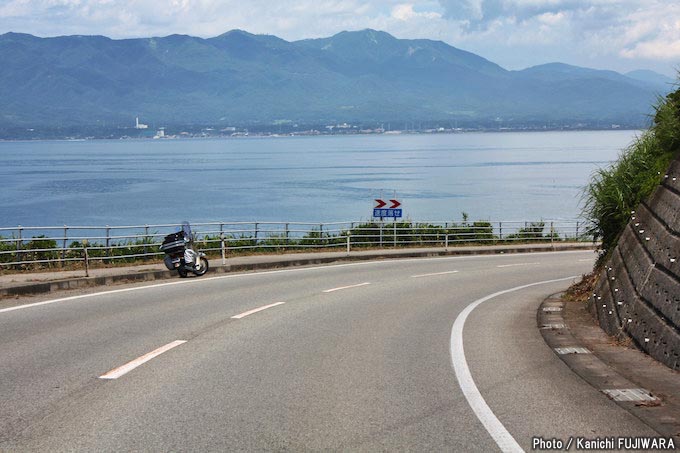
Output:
[506, 222, 545, 240]
[0, 236, 16, 264]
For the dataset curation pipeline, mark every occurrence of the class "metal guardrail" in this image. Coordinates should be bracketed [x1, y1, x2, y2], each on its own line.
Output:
[0, 220, 594, 269]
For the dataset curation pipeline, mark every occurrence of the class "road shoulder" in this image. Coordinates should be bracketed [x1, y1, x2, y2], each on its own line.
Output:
[540, 295, 680, 443]
[0, 243, 595, 301]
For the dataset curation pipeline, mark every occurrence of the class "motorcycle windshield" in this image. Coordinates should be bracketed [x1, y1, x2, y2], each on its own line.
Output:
[181, 221, 193, 242]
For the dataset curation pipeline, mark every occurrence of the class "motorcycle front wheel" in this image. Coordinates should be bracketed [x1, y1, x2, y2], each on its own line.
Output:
[193, 257, 209, 276]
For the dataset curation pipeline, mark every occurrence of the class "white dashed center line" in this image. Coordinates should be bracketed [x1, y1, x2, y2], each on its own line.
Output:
[323, 282, 371, 293]
[231, 302, 286, 319]
[99, 340, 187, 380]
[410, 270, 459, 278]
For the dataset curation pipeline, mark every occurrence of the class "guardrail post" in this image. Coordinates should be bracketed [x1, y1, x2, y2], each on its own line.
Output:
[320, 223, 324, 248]
[221, 232, 226, 265]
[499, 222, 503, 242]
[16, 225, 22, 264]
[105, 225, 111, 262]
[83, 239, 90, 277]
[285, 223, 289, 247]
[550, 221, 554, 248]
[379, 222, 383, 248]
[254, 222, 259, 246]
[144, 225, 149, 260]
[62, 225, 68, 266]
[346, 234, 351, 255]
[445, 234, 449, 251]
[575, 221, 580, 240]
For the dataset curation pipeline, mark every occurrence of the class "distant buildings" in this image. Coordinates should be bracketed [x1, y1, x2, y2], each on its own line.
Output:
[153, 127, 165, 139]
[325, 123, 352, 131]
[135, 117, 148, 129]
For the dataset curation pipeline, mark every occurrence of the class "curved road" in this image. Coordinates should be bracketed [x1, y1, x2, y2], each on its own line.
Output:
[0, 251, 658, 451]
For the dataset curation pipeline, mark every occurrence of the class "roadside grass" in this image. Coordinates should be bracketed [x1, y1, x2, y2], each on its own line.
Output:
[570, 80, 679, 301]
[583, 83, 680, 262]
[562, 270, 599, 303]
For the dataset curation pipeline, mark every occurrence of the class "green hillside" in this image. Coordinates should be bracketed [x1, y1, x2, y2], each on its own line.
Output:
[0, 29, 671, 130]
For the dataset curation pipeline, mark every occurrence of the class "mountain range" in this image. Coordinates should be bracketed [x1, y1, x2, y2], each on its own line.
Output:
[0, 29, 675, 131]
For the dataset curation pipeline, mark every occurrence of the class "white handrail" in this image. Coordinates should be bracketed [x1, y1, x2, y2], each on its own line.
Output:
[0, 219, 594, 268]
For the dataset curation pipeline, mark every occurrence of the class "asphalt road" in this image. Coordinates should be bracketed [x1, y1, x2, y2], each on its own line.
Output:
[0, 251, 660, 451]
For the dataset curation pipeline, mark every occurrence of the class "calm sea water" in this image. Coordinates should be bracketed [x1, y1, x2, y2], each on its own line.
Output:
[0, 131, 638, 227]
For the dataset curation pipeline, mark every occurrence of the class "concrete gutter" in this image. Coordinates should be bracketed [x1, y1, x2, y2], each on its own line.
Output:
[1, 242, 596, 299]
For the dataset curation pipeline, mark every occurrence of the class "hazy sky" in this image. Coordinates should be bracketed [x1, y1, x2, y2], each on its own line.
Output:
[1, 0, 678, 76]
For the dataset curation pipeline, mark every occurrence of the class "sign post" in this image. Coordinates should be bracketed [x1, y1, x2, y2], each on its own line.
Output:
[374, 198, 402, 247]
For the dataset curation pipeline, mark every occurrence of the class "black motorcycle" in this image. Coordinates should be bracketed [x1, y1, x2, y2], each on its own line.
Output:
[160, 222, 209, 277]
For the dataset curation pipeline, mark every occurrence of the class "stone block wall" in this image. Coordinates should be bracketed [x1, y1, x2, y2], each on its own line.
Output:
[589, 157, 680, 370]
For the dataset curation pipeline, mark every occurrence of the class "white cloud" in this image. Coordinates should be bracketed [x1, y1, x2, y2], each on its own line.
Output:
[0, 0, 35, 17]
[438, 0, 626, 28]
[392, 3, 441, 21]
[433, 0, 679, 74]
[618, 3, 680, 60]
[622, 39, 680, 60]
[537, 11, 567, 26]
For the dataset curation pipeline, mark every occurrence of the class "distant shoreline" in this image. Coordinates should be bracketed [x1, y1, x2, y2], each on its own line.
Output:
[0, 127, 643, 143]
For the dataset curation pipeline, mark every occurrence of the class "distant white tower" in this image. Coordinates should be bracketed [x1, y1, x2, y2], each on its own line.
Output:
[135, 117, 148, 129]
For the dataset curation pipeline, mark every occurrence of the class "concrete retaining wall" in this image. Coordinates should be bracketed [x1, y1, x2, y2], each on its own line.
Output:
[589, 157, 680, 370]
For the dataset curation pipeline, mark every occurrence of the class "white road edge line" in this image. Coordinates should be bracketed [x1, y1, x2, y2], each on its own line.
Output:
[450, 275, 578, 453]
[322, 282, 371, 293]
[496, 262, 541, 268]
[231, 302, 286, 319]
[411, 270, 459, 278]
[99, 340, 186, 380]
[0, 250, 592, 315]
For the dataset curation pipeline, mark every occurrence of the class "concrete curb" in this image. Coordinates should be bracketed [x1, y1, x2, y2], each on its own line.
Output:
[539, 295, 680, 443]
[0, 243, 595, 299]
